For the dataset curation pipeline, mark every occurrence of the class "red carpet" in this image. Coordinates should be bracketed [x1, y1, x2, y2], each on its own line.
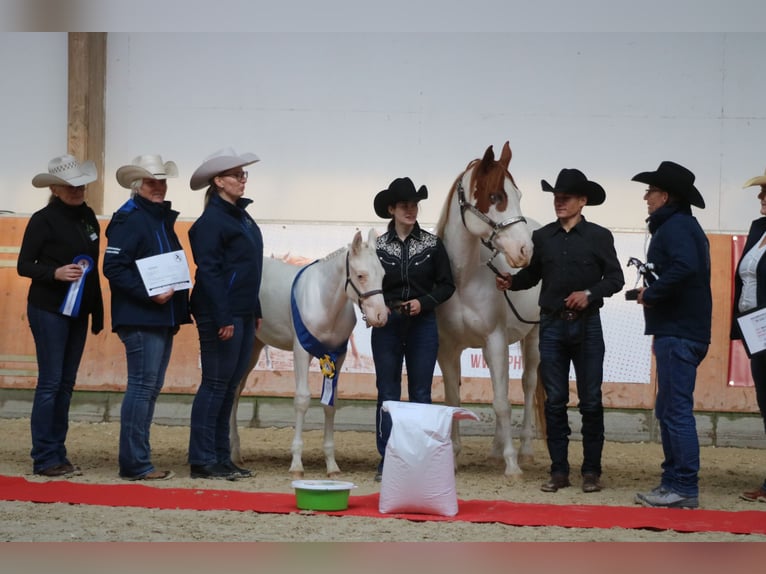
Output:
[1, 474, 764, 535]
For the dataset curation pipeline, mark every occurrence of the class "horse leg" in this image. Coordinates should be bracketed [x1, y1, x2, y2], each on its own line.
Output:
[321, 352, 345, 478]
[230, 338, 265, 465]
[438, 343, 463, 470]
[289, 345, 312, 479]
[517, 325, 540, 465]
[485, 331, 522, 477]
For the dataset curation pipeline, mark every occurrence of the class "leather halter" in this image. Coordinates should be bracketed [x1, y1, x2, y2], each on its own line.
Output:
[344, 252, 383, 323]
[456, 176, 527, 272]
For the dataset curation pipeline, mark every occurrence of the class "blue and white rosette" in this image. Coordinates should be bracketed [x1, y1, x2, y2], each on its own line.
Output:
[59, 254, 94, 318]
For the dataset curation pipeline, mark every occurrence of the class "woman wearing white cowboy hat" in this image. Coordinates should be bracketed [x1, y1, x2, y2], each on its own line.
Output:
[103, 153, 191, 481]
[187, 148, 263, 480]
[18, 154, 105, 477]
[731, 167, 766, 504]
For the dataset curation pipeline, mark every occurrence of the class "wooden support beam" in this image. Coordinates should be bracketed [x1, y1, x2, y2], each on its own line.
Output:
[68, 33, 106, 215]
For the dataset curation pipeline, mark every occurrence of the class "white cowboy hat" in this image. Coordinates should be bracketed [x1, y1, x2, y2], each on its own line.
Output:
[32, 154, 98, 188]
[742, 168, 766, 189]
[116, 154, 179, 189]
[189, 147, 260, 190]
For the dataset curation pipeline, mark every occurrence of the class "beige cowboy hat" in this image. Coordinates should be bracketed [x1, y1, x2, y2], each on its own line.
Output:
[742, 168, 766, 189]
[32, 154, 98, 188]
[116, 154, 179, 189]
[189, 147, 260, 191]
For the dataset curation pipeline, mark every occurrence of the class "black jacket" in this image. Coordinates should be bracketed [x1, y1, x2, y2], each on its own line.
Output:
[17, 198, 104, 332]
[731, 216, 766, 339]
[188, 194, 263, 327]
[103, 194, 191, 331]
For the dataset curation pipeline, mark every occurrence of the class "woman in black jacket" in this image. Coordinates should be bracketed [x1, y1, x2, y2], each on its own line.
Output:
[17, 154, 104, 477]
[103, 154, 190, 481]
[732, 168, 766, 503]
[187, 148, 263, 480]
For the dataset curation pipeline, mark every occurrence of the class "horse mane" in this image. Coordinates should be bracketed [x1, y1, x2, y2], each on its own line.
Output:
[320, 246, 347, 262]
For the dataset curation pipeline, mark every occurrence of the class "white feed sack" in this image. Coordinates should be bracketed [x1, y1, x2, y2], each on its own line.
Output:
[378, 400, 479, 517]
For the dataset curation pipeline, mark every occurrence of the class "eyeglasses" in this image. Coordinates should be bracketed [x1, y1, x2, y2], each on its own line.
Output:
[221, 171, 248, 182]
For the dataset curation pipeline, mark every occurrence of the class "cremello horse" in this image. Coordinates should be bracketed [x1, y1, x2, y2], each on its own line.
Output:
[230, 229, 388, 477]
[435, 141, 542, 477]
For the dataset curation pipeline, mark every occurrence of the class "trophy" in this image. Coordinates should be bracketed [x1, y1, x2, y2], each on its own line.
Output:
[625, 257, 658, 300]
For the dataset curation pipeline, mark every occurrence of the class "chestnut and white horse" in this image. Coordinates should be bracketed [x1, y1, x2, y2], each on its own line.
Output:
[230, 229, 387, 477]
[435, 141, 542, 477]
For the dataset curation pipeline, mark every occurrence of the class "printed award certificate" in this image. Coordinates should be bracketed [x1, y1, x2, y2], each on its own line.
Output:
[135, 250, 192, 296]
[736, 306, 766, 356]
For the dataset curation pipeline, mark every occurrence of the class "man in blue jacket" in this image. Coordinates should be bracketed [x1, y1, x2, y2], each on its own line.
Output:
[631, 161, 712, 509]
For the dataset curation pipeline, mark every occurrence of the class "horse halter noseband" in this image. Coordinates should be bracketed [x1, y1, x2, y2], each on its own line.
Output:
[344, 252, 383, 324]
[456, 177, 539, 325]
[456, 177, 527, 274]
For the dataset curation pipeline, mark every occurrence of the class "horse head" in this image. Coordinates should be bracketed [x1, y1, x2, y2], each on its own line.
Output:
[346, 228, 388, 327]
[441, 141, 533, 268]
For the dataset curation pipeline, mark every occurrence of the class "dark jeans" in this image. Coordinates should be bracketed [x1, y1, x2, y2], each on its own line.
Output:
[750, 351, 766, 489]
[653, 335, 708, 497]
[188, 315, 256, 466]
[27, 303, 89, 473]
[116, 326, 175, 478]
[372, 310, 438, 462]
[539, 312, 605, 477]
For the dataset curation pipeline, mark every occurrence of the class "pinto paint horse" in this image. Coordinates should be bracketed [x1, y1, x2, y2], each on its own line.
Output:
[230, 229, 387, 477]
[435, 141, 542, 477]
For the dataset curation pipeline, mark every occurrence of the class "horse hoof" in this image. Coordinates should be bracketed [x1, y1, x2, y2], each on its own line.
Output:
[327, 471, 341, 479]
[290, 470, 304, 480]
[503, 470, 524, 481]
[517, 453, 535, 466]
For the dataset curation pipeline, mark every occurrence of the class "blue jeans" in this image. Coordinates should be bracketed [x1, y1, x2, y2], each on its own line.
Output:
[116, 326, 175, 478]
[372, 310, 439, 462]
[27, 303, 89, 473]
[539, 312, 605, 477]
[188, 315, 256, 466]
[653, 335, 708, 497]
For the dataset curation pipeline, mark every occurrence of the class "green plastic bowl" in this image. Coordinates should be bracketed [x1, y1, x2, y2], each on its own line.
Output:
[291, 480, 356, 511]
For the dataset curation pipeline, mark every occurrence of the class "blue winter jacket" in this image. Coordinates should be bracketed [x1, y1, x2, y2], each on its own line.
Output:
[642, 204, 712, 344]
[103, 194, 191, 331]
[188, 193, 263, 327]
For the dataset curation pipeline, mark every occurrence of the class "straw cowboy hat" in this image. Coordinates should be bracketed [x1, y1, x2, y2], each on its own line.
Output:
[189, 147, 260, 191]
[32, 154, 98, 188]
[541, 168, 606, 206]
[116, 154, 179, 189]
[742, 168, 766, 189]
[374, 177, 428, 218]
[631, 160, 705, 209]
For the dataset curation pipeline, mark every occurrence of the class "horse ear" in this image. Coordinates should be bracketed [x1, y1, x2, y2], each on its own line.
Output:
[500, 141, 512, 169]
[367, 228, 378, 245]
[351, 230, 363, 254]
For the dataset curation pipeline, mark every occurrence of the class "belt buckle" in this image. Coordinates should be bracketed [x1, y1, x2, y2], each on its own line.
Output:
[561, 310, 579, 321]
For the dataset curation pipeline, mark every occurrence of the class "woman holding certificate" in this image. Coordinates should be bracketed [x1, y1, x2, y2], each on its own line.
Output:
[18, 154, 104, 477]
[187, 148, 263, 480]
[731, 168, 766, 504]
[103, 154, 190, 481]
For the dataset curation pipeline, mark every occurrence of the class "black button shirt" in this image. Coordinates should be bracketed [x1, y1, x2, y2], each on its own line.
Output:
[510, 216, 624, 312]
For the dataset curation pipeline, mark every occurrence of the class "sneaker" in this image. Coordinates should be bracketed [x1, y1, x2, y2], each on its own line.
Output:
[739, 486, 766, 502]
[635, 489, 699, 509]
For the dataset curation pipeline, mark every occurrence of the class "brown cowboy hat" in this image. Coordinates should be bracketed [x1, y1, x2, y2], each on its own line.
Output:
[541, 168, 606, 206]
[374, 177, 428, 219]
[631, 161, 705, 208]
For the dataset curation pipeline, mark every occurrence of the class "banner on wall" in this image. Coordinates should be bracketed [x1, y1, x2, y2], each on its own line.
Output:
[254, 223, 654, 384]
[728, 235, 755, 387]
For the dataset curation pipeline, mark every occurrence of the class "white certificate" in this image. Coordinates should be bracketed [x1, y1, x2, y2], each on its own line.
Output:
[135, 250, 192, 296]
[736, 306, 766, 356]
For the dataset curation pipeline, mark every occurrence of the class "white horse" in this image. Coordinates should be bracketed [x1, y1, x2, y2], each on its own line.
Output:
[435, 141, 542, 477]
[230, 229, 388, 478]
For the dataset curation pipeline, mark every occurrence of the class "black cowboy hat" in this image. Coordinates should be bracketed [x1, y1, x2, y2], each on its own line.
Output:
[541, 168, 606, 206]
[631, 161, 705, 209]
[374, 177, 428, 219]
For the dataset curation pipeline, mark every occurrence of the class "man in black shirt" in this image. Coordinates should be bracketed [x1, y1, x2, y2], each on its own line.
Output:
[496, 168, 624, 494]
